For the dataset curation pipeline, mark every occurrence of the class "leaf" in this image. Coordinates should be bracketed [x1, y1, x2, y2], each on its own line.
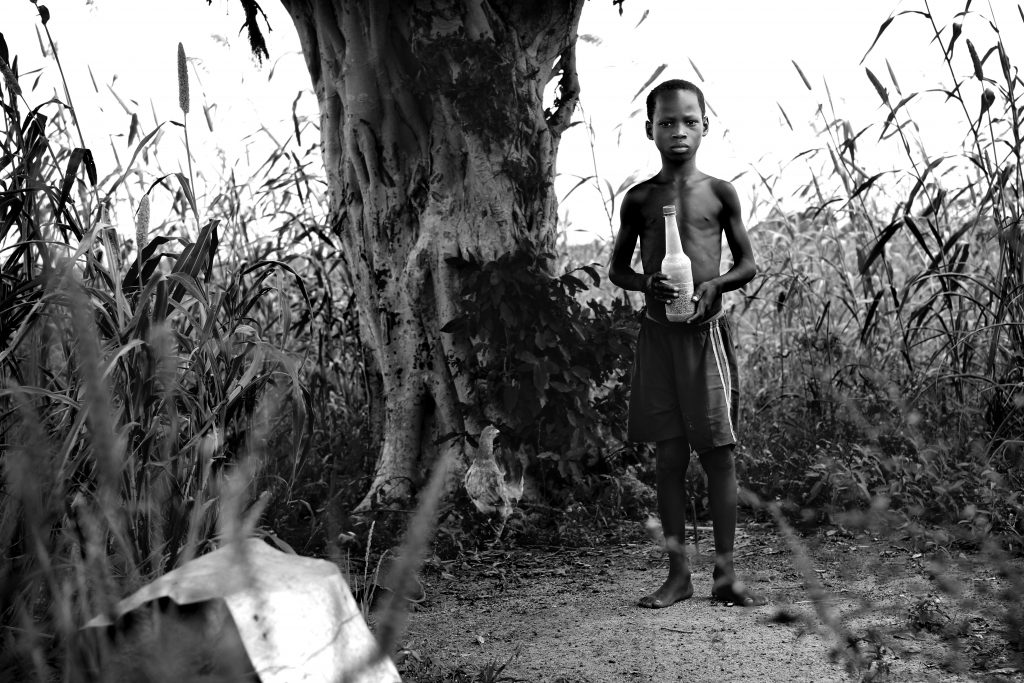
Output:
[127, 113, 139, 146]
[56, 148, 85, 221]
[688, 58, 705, 82]
[165, 272, 208, 306]
[920, 188, 946, 217]
[792, 60, 812, 90]
[516, 349, 538, 364]
[849, 172, 887, 200]
[175, 172, 200, 224]
[168, 219, 219, 304]
[37, 5, 50, 25]
[560, 174, 595, 203]
[860, 290, 885, 345]
[104, 123, 165, 201]
[966, 39, 984, 80]
[82, 148, 97, 186]
[860, 15, 895, 63]
[879, 93, 918, 140]
[559, 274, 586, 291]
[904, 156, 945, 213]
[841, 120, 856, 159]
[226, 345, 267, 403]
[945, 22, 962, 58]
[935, 220, 972, 265]
[440, 317, 467, 334]
[814, 300, 831, 333]
[865, 67, 889, 104]
[86, 65, 100, 93]
[903, 216, 935, 262]
[604, 178, 616, 211]
[630, 64, 667, 104]
[634, 10, 649, 28]
[291, 91, 302, 145]
[777, 102, 793, 131]
[121, 236, 173, 294]
[859, 218, 903, 274]
[886, 59, 902, 94]
[998, 42, 1012, 83]
[614, 171, 641, 197]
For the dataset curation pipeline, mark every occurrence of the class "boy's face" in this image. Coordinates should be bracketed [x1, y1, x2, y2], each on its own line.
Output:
[646, 89, 708, 160]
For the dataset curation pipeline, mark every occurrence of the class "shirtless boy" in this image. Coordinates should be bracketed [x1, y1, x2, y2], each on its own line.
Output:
[609, 79, 762, 608]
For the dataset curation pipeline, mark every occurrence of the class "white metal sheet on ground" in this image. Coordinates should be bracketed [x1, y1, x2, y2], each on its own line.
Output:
[86, 537, 401, 683]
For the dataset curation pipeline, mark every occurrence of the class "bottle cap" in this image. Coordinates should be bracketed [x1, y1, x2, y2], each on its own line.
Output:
[662, 205, 675, 215]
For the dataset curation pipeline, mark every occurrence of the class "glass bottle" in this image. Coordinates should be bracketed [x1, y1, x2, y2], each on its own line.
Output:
[661, 205, 694, 321]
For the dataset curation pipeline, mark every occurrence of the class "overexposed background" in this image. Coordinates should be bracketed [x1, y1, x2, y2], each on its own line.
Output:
[4, 1, 1021, 244]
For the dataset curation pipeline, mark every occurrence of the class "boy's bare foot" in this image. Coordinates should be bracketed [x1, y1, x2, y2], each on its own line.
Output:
[711, 573, 766, 607]
[638, 572, 693, 609]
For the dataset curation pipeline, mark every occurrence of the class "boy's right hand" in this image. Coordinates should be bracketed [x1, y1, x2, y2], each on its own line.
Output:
[642, 272, 680, 304]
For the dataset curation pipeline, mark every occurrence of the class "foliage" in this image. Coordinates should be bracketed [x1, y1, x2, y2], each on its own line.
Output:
[723, 2, 1023, 545]
[442, 244, 638, 490]
[0, 24, 331, 677]
[550, 2, 1024, 549]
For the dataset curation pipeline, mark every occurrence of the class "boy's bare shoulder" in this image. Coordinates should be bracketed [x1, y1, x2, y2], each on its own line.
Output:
[620, 176, 661, 221]
[623, 175, 660, 203]
[706, 175, 740, 204]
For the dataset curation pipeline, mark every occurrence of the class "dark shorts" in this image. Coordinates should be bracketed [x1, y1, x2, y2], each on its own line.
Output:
[627, 312, 739, 452]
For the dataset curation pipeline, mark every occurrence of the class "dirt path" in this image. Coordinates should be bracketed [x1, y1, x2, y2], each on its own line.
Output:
[397, 525, 1023, 682]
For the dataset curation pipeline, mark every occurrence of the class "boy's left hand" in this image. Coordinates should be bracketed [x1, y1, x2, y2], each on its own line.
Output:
[682, 280, 720, 324]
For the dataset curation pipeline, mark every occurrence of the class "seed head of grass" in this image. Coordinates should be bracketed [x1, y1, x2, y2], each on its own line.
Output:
[0, 55, 20, 97]
[135, 195, 150, 254]
[177, 43, 189, 115]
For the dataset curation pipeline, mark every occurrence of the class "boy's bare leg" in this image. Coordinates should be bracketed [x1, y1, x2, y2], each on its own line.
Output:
[639, 436, 694, 608]
[700, 445, 765, 606]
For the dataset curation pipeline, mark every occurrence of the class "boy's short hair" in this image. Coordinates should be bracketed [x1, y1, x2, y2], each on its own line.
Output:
[646, 79, 706, 120]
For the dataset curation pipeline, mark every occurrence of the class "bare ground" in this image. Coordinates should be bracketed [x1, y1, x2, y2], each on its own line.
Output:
[394, 524, 1024, 683]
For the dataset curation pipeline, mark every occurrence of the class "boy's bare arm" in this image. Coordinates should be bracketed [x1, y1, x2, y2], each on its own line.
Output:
[609, 191, 678, 303]
[686, 180, 757, 320]
[608, 193, 645, 293]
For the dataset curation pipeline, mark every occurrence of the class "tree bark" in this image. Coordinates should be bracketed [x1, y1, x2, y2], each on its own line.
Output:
[279, 0, 585, 509]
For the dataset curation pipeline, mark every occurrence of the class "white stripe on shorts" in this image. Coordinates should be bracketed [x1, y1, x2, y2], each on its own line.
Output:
[709, 321, 736, 443]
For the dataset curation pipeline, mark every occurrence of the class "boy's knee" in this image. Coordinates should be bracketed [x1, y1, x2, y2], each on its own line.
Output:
[655, 450, 688, 479]
[655, 438, 690, 476]
[698, 446, 734, 473]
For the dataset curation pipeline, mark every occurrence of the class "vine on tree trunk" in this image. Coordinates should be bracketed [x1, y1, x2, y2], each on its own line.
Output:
[442, 244, 638, 486]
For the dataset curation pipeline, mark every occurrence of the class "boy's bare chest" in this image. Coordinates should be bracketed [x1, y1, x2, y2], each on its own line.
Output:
[641, 193, 722, 240]
[644, 181, 719, 226]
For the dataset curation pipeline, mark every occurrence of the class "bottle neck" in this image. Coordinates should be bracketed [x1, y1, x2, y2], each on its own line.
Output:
[664, 214, 685, 257]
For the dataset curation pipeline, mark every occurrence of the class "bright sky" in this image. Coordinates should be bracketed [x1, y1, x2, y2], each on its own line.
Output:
[4, 0, 1021, 245]
[564, 0, 1023, 243]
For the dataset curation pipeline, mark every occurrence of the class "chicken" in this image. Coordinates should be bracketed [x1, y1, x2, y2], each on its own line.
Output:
[463, 425, 524, 542]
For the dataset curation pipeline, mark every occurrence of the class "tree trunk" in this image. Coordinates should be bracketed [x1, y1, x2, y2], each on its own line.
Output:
[280, 0, 585, 509]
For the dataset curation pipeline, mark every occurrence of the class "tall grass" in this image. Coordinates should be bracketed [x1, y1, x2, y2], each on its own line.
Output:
[1, 1, 1022, 679]
[708, 2, 1024, 544]
[0, 22, 343, 677]
[556, 4, 1022, 545]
